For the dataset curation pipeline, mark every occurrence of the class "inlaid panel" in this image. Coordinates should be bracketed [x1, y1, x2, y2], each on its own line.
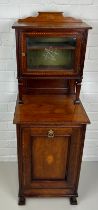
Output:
[31, 136, 69, 180]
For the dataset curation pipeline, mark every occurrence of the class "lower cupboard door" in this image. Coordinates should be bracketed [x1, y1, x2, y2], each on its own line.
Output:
[21, 126, 84, 195]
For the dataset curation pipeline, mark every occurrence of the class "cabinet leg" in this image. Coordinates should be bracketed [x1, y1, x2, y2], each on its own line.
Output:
[70, 196, 77, 205]
[18, 196, 26, 205]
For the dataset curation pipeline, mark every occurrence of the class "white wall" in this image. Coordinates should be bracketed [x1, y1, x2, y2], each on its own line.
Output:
[0, 0, 98, 161]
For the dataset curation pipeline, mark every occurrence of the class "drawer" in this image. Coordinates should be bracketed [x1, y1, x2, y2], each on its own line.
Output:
[30, 127, 73, 137]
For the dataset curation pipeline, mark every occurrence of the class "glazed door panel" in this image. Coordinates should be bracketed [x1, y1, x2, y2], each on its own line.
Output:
[20, 32, 82, 76]
[21, 126, 83, 191]
[26, 37, 75, 70]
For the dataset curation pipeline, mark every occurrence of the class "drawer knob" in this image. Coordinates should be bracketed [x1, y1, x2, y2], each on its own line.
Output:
[48, 129, 54, 138]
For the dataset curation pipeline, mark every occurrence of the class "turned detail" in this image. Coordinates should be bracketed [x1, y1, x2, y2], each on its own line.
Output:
[74, 79, 82, 104]
[18, 79, 24, 104]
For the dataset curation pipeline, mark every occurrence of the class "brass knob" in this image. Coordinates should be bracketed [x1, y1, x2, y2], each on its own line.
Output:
[48, 129, 54, 138]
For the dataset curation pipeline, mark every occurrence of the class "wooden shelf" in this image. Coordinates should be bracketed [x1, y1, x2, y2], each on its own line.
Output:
[27, 45, 75, 50]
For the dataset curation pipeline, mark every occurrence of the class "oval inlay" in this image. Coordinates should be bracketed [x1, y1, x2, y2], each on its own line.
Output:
[46, 155, 54, 164]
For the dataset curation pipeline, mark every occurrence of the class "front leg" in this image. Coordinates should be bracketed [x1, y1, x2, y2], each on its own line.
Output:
[70, 196, 77, 205]
[18, 195, 26, 205]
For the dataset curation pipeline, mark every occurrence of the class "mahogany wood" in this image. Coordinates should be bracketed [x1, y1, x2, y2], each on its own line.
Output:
[12, 12, 92, 103]
[12, 12, 91, 205]
[12, 12, 91, 29]
[14, 95, 90, 125]
[14, 94, 90, 204]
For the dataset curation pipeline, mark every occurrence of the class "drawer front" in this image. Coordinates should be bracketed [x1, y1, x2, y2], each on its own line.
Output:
[30, 127, 72, 137]
[20, 125, 85, 194]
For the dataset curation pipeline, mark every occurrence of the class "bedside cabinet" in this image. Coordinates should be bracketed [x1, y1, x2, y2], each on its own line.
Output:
[12, 12, 91, 205]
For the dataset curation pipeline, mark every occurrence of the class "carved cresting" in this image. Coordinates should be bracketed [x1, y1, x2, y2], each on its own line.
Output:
[18, 12, 82, 24]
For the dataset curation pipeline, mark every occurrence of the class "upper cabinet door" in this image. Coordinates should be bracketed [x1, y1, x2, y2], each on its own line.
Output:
[20, 32, 82, 77]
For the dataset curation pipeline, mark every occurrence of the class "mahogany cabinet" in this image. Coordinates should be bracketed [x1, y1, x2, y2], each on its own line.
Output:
[12, 12, 91, 205]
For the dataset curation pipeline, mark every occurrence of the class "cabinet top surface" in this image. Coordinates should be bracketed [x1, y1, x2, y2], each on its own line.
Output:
[12, 12, 91, 30]
[13, 95, 90, 125]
